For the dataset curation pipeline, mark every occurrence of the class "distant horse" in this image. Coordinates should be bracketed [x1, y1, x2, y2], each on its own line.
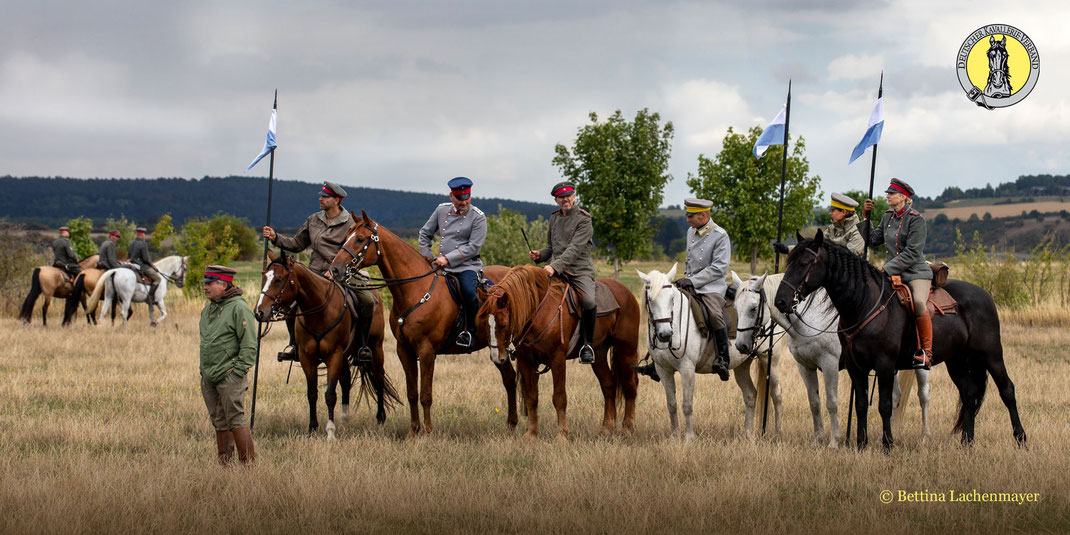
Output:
[329, 211, 517, 438]
[734, 271, 931, 449]
[18, 255, 99, 327]
[85, 255, 188, 326]
[637, 265, 784, 440]
[478, 264, 640, 439]
[64, 268, 106, 325]
[984, 35, 1012, 98]
[774, 230, 1026, 450]
[256, 251, 399, 438]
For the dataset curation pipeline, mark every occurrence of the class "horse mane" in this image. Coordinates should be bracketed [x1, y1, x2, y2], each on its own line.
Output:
[645, 270, 669, 300]
[789, 236, 886, 313]
[482, 265, 548, 335]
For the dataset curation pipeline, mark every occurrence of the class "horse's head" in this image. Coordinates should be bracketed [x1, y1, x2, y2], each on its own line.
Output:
[774, 229, 828, 314]
[255, 250, 297, 322]
[988, 36, 1008, 67]
[636, 263, 678, 344]
[173, 256, 189, 288]
[733, 271, 768, 355]
[330, 210, 381, 284]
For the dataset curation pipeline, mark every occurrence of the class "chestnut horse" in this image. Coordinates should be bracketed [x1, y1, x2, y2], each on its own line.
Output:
[329, 211, 517, 438]
[478, 265, 640, 439]
[256, 250, 399, 438]
[18, 255, 99, 326]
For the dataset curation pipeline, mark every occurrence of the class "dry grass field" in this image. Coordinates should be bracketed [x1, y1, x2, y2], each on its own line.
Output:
[924, 199, 1070, 220]
[2, 262, 1069, 534]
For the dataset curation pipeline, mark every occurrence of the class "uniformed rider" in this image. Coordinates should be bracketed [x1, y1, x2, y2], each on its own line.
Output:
[128, 227, 162, 307]
[678, 198, 731, 381]
[419, 176, 487, 348]
[826, 193, 865, 256]
[52, 226, 82, 277]
[97, 231, 122, 270]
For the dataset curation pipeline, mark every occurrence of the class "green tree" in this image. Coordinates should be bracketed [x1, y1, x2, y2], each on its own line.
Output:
[842, 189, 889, 228]
[481, 205, 549, 267]
[202, 213, 258, 261]
[65, 217, 96, 259]
[151, 213, 175, 254]
[175, 216, 243, 296]
[553, 109, 674, 279]
[687, 126, 821, 274]
[103, 215, 137, 258]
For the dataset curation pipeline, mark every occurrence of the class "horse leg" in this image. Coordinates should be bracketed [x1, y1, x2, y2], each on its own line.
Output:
[946, 358, 981, 446]
[613, 338, 639, 435]
[550, 353, 569, 440]
[340, 357, 352, 421]
[303, 361, 320, 436]
[797, 362, 824, 445]
[916, 369, 932, 441]
[679, 362, 697, 441]
[822, 360, 840, 449]
[591, 346, 617, 436]
[985, 353, 1027, 445]
[395, 342, 421, 437]
[850, 368, 870, 450]
[324, 355, 341, 440]
[42, 296, 50, 326]
[494, 359, 519, 429]
[155, 295, 167, 325]
[763, 352, 784, 435]
[734, 358, 757, 437]
[877, 369, 896, 452]
[417, 348, 437, 435]
[518, 357, 540, 439]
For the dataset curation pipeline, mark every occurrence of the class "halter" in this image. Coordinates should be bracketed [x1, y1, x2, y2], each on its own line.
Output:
[779, 246, 820, 314]
[160, 257, 187, 287]
[259, 257, 339, 321]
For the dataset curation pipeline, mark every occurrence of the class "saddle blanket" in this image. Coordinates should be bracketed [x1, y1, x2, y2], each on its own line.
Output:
[563, 279, 620, 317]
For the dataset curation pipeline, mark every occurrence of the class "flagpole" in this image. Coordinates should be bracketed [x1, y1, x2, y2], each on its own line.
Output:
[762, 79, 790, 436]
[250, 89, 277, 431]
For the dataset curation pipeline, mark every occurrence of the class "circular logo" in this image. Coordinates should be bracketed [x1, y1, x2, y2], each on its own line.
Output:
[956, 24, 1039, 109]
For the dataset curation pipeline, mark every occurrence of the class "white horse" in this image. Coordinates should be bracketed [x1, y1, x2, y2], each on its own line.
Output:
[636, 264, 788, 440]
[733, 272, 931, 448]
[86, 255, 188, 326]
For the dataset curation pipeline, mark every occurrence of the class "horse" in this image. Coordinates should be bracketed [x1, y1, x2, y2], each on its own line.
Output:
[734, 271, 931, 449]
[18, 255, 99, 327]
[256, 251, 399, 438]
[636, 265, 784, 440]
[85, 255, 188, 326]
[64, 268, 107, 325]
[329, 211, 518, 438]
[773, 230, 1027, 450]
[984, 35, 1012, 98]
[479, 264, 640, 439]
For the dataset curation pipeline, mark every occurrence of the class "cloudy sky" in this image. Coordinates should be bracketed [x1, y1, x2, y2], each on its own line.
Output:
[3, 0, 1067, 206]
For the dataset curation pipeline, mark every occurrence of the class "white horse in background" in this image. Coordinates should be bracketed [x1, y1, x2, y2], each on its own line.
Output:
[86, 255, 188, 326]
[637, 264, 789, 440]
[733, 272, 931, 449]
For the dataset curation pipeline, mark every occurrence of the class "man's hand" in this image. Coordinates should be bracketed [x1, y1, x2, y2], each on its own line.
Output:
[262, 226, 276, 241]
[674, 278, 694, 292]
[543, 265, 555, 277]
[529, 250, 540, 262]
[433, 256, 449, 267]
[863, 199, 874, 219]
[325, 270, 333, 280]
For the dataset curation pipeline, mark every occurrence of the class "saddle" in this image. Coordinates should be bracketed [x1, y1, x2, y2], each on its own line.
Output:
[440, 271, 493, 352]
[52, 262, 76, 288]
[562, 280, 620, 317]
[680, 283, 737, 340]
[120, 263, 155, 285]
[890, 262, 958, 318]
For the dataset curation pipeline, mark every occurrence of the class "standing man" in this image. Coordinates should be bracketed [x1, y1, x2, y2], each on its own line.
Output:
[528, 181, 597, 364]
[97, 231, 122, 270]
[678, 198, 731, 381]
[419, 177, 487, 348]
[199, 265, 257, 466]
[826, 193, 865, 256]
[262, 181, 374, 364]
[128, 227, 162, 308]
[52, 226, 81, 278]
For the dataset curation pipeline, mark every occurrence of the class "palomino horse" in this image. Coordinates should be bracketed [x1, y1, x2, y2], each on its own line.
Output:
[636, 265, 785, 440]
[479, 265, 640, 439]
[85, 256, 188, 326]
[329, 211, 517, 438]
[256, 251, 399, 438]
[734, 271, 931, 449]
[18, 255, 99, 326]
[774, 230, 1027, 450]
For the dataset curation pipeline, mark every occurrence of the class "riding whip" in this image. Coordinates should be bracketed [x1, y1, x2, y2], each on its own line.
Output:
[520, 226, 534, 256]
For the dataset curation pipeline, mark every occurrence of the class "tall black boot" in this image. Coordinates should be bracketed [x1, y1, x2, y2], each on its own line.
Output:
[631, 358, 661, 382]
[712, 327, 731, 381]
[579, 306, 596, 364]
[277, 316, 298, 362]
[455, 302, 478, 348]
[147, 282, 160, 308]
[351, 314, 373, 366]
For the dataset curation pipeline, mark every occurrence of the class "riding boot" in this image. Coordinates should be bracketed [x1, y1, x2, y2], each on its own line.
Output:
[278, 316, 298, 362]
[147, 282, 160, 308]
[215, 430, 235, 466]
[712, 327, 731, 381]
[913, 315, 933, 370]
[631, 358, 661, 382]
[579, 306, 596, 364]
[456, 303, 478, 348]
[351, 314, 373, 366]
[231, 426, 256, 466]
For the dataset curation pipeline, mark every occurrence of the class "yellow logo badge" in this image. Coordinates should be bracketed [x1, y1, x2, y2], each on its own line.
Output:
[956, 24, 1039, 109]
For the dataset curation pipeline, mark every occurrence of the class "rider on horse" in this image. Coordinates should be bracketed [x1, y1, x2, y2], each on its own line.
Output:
[826, 193, 865, 257]
[128, 227, 163, 308]
[860, 178, 933, 369]
[52, 226, 82, 278]
[419, 176, 487, 348]
[262, 181, 375, 364]
[528, 181, 598, 364]
[97, 231, 121, 270]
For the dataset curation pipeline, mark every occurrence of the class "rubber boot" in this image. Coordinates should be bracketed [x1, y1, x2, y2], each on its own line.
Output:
[351, 314, 373, 366]
[579, 306, 596, 364]
[913, 315, 933, 369]
[277, 316, 298, 362]
[215, 430, 235, 466]
[231, 426, 256, 466]
[631, 358, 660, 382]
[712, 327, 731, 381]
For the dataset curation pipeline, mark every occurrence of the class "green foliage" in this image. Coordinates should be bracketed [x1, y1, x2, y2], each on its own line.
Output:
[482, 206, 549, 267]
[553, 109, 675, 274]
[953, 229, 1028, 309]
[197, 214, 258, 261]
[686, 126, 821, 272]
[0, 221, 49, 314]
[151, 214, 175, 254]
[65, 217, 96, 259]
[176, 216, 245, 296]
[841, 190, 888, 228]
[104, 216, 137, 258]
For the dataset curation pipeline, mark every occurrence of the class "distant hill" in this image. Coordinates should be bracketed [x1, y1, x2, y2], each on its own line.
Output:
[0, 175, 555, 232]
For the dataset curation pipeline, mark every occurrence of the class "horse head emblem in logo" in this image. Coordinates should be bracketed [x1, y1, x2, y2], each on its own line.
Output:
[984, 36, 1012, 98]
[957, 25, 1039, 110]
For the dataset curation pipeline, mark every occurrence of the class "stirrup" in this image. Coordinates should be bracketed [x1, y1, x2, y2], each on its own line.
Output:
[350, 346, 373, 367]
[911, 350, 932, 370]
[579, 344, 595, 364]
[631, 361, 660, 382]
[277, 345, 298, 363]
[455, 330, 473, 348]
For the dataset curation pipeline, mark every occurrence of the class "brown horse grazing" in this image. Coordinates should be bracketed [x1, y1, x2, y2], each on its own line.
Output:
[19, 255, 99, 327]
[255, 250, 399, 438]
[329, 211, 517, 438]
[478, 265, 641, 439]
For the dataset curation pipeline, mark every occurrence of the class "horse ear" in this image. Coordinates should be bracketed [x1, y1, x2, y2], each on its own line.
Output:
[497, 291, 510, 308]
[756, 272, 768, 288]
[731, 270, 743, 286]
[796, 229, 804, 242]
[636, 269, 651, 285]
[990, 35, 995, 44]
[667, 262, 678, 281]
[361, 210, 373, 225]
[813, 228, 825, 247]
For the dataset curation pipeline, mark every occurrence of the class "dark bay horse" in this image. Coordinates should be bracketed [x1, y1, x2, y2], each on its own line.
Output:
[477, 265, 640, 439]
[19, 255, 99, 326]
[329, 211, 517, 438]
[256, 251, 399, 438]
[773, 230, 1026, 450]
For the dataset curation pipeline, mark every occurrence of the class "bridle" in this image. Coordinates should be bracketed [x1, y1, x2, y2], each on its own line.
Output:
[778, 246, 820, 315]
[735, 285, 777, 356]
[259, 257, 338, 321]
[646, 284, 688, 358]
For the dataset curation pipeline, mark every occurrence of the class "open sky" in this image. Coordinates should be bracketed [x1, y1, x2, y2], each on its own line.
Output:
[3, 0, 1067, 206]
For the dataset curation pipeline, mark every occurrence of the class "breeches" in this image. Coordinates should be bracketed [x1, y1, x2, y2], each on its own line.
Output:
[908, 278, 931, 318]
[453, 270, 480, 312]
[143, 266, 162, 284]
[697, 291, 727, 330]
[569, 274, 597, 311]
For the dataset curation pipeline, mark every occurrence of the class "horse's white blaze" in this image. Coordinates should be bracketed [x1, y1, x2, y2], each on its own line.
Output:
[488, 313, 499, 363]
[257, 271, 275, 308]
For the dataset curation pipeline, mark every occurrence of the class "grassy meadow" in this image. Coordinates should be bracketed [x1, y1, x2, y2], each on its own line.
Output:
[1, 259, 1068, 534]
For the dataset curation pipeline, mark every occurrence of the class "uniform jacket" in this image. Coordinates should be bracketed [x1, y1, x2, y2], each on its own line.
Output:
[684, 220, 731, 295]
[199, 295, 258, 386]
[52, 237, 78, 267]
[535, 208, 595, 277]
[826, 212, 865, 256]
[98, 240, 120, 270]
[128, 238, 154, 270]
[419, 203, 486, 272]
[273, 210, 355, 273]
[858, 205, 932, 281]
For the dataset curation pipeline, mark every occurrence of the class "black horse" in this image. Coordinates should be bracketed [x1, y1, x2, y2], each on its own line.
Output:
[773, 230, 1026, 451]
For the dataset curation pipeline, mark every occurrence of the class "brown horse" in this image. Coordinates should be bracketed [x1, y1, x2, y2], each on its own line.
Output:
[19, 255, 99, 326]
[328, 211, 518, 438]
[256, 250, 399, 438]
[64, 268, 106, 325]
[477, 265, 640, 439]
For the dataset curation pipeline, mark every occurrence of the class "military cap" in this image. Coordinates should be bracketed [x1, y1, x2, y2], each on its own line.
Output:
[109, 231, 120, 237]
[885, 178, 915, 197]
[135, 227, 147, 233]
[202, 264, 237, 284]
[58, 226, 70, 232]
[684, 198, 713, 213]
[320, 181, 347, 199]
[551, 181, 576, 197]
[448, 176, 473, 200]
[829, 192, 859, 211]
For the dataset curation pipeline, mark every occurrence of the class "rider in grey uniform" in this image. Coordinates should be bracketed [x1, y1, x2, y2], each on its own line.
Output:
[679, 198, 731, 381]
[52, 226, 82, 277]
[128, 227, 162, 307]
[419, 176, 487, 348]
[97, 231, 121, 270]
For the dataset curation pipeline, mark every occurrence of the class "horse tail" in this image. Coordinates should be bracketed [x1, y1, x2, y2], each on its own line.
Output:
[86, 270, 114, 315]
[754, 358, 769, 426]
[894, 369, 916, 425]
[62, 273, 86, 326]
[517, 365, 528, 417]
[952, 368, 989, 434]
[18, 268, 42, 322]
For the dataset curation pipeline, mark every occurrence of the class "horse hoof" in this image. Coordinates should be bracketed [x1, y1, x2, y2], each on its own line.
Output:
[521, 431, 538, 441]
[598, 427, 613, 437]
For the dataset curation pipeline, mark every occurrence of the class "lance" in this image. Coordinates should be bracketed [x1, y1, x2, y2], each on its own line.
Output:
[762, 79, 791, 436]
[250, 89, 277, 431]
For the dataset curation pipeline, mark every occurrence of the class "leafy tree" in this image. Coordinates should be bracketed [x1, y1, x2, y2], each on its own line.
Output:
[151, 213, 175, 254]
[481, 206, 549, 267]
[687, 126, 821, 274]
[176, 216, 243, 296]
[553, 109, 674, 279]
[65, 217, 96, 259]
[103, 215, 136, 258]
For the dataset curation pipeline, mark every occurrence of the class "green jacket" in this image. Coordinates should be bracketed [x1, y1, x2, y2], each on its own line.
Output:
[52, 237, 78, 267]
[827, 213, 865, 256]
[199, 295, 258, 385]
[858, 205, 932, 282]
[535, 208, 595, 277]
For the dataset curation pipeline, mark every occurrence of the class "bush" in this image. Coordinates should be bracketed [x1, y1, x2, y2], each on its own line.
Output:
[953, 229, 1028, 309]
[176, 216, 245, 296]
[66, 216, 96, 259]
[0, 221, 49, 314]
